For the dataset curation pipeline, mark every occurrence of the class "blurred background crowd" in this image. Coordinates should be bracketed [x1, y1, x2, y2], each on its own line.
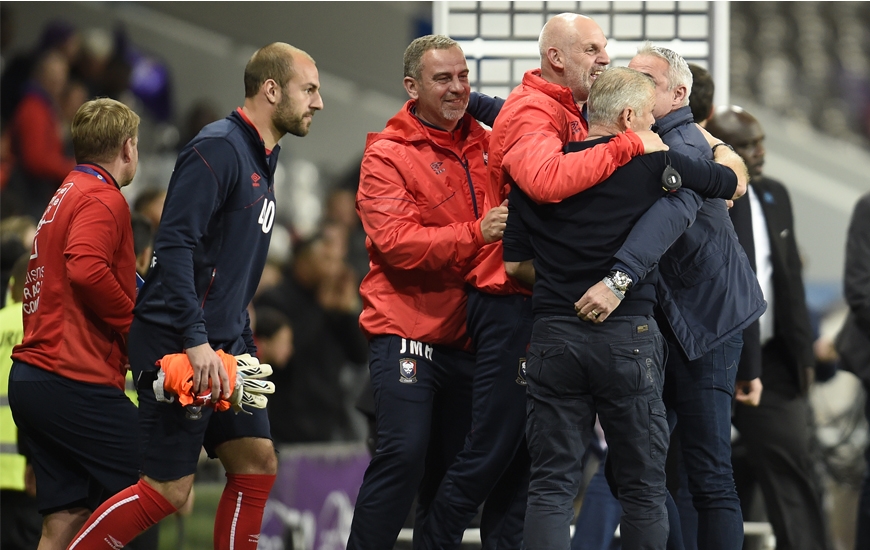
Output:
[1, 2, 869, 550]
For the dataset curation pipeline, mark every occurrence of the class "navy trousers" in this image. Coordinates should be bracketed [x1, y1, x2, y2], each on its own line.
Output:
[417, 289, 534, 550]
[347, 335, 475, 550]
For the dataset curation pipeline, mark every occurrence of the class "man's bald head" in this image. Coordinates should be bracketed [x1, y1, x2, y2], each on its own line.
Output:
[538, 13, 609, 104]
[707, 106, 767, 178]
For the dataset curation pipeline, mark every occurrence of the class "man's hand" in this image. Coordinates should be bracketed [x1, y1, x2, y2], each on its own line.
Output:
[734, 377, 763, 407]
[635, 130, 669, 154]
[574, 280, 622, 324]
[185, 343, 231, 400]
[228, 354, 275, 413]
[481, 200, 509, 243]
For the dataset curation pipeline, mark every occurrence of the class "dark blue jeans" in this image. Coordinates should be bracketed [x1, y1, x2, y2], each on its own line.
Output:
[524, 315, 669, 550]
[856, 380, 870, 549]
[663, 333, 744, 550]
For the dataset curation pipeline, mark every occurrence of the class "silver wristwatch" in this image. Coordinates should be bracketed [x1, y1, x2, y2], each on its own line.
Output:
[602, 270, 634, 300]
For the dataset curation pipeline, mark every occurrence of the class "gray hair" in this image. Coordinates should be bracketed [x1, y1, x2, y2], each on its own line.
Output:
[403, 35, 461, 80]
[587, 67, 655, 127]
[636, 41, 693, 107]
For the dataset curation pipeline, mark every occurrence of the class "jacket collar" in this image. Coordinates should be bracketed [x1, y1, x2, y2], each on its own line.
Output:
[521, 69, 582, 118]
[74, 163, 119, 188]
[367, 99, 489, 151]
[228, 109, 280, 177]
[653, 106, 695, 137]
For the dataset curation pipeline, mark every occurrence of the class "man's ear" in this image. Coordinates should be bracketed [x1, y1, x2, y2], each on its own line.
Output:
[546, 47, 565, 71]
[123, 137, 135, 163]
[262, 78, 281, 106]
[673, 84, 688, 107]
[403, 76, 420, 99]
[618, 108, 633, 132]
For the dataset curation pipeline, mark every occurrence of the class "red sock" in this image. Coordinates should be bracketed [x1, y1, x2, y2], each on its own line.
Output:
[68, 480, 177, 550]
[213, 473, 276, 550]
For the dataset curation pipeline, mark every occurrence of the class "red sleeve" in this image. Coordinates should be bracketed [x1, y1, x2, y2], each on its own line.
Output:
[65, 195, 135, 335]
[500, 101, 644, 204]
[15, 97, 76, 182]
[356, 145, 485, 271]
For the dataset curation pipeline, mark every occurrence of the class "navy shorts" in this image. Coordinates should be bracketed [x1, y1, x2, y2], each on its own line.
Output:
[8, 361, 140, 515]
[129, 318, 272, 481]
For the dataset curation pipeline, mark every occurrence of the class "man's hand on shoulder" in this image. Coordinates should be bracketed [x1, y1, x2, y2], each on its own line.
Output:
[185, 343, 231, 400]
[635, 130, 669, 154]
[481, 199, 509, 243]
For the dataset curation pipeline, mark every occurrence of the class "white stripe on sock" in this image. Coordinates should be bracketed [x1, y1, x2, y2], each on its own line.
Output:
[68, 494, 140, 549]
[229, 491, 243, 550]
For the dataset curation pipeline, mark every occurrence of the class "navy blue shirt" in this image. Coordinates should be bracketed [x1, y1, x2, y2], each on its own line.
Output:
[504, 135, 737, 320]
[135, 110, 280, 351]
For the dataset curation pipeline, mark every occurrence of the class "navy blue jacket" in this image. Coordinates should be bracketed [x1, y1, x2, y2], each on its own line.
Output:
[135, 110, 279, 351]
[505, 135, 737, 320]
[613, 107, 766, 371]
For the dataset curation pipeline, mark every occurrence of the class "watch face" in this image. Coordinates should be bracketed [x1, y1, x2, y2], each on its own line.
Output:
[612, 271, 632, 291]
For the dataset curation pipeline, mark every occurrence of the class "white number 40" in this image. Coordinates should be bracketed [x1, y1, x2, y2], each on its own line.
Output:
[258, 199, 275, 234]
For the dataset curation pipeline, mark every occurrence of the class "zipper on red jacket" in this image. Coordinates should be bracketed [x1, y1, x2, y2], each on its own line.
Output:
[201, 268, 216, 308]
[461, 156, 479, 218]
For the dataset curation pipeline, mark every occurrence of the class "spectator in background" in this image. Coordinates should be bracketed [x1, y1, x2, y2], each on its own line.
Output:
[178, 99, 221, 152]
[0, 215, 37, 307]
[0, 19, 79, 125]
[252, 306, 294, 375]
[324, 160, 370, 283]
[255, 231, 368, 444]
[72, 28, 114, 100]
[132, 187, 166, 230]
[4, 50, 77, 220]
[836, 190, 870, 550]
[688, 63, 715, 126]
[709, 106, 832, 550]
[60, 79, 91, 147]
[131, 212, 154, 279]
[0, 254, 41, 550]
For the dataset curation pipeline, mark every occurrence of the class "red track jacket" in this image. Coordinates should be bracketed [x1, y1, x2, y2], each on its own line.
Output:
[357, 101, 490, 349]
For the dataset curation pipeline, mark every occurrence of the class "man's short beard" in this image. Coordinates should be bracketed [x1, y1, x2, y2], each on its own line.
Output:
[282, 117, 309, 137]
[274, 94, 310, 137]
[440, 98, 469, 122]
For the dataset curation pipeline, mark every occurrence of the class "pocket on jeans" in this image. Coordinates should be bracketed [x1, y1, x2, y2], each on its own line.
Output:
[526, 341, 566, 389]
[649, 398, 668, 459]
[607, 341, 656, 396]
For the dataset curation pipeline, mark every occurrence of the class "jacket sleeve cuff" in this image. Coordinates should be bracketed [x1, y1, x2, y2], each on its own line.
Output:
[473, 220, 486, 248]
[182, 323, 209, 350]
[610, 262, 639, 285]
[621, 130, 646, 156]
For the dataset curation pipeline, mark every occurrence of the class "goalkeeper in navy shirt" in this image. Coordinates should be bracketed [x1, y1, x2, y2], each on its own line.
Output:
[69, 42, 323, 550]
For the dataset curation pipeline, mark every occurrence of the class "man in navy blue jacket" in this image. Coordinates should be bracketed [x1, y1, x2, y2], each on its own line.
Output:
[624, 44, 764, 550]
[573, 45, 764, 550]
[68, 42, 323, 550]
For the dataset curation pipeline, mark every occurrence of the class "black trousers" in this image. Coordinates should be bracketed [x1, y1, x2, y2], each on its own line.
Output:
[731, 343, 830, 550]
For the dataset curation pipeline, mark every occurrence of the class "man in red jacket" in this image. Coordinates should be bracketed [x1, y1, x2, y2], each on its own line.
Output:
[8, 97, 140, 550]
[347, 34, 508, 550]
